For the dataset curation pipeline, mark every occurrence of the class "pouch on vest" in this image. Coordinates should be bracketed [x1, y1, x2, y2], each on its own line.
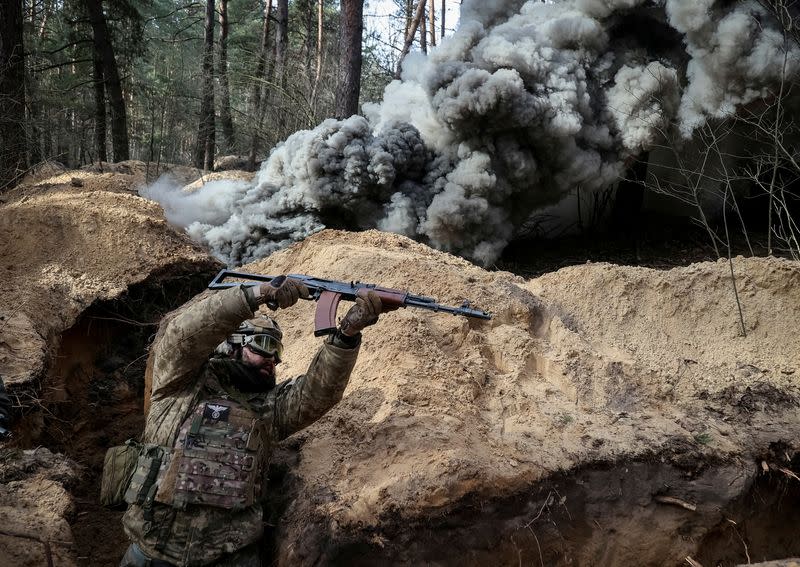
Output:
[124, 444, 169, 506]
[100, 439, 140, 508]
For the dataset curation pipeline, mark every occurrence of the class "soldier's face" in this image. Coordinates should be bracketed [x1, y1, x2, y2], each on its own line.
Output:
[241, 345, 277, 381]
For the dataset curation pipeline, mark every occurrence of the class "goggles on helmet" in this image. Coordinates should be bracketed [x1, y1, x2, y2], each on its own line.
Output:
[242, 333, 283, 361]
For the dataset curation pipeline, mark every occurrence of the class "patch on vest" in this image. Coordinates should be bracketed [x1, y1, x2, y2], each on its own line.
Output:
[203, 403, 230, 421]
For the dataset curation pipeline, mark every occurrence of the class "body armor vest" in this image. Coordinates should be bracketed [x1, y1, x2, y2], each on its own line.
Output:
[153, 398, 266, 510]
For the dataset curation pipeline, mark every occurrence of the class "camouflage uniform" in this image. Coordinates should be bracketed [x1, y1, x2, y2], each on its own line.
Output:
[121, 285, 360, 566]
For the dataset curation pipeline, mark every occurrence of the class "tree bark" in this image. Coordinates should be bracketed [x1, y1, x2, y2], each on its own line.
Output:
[38, 0, 51, 40]
[248, 0, 274, 171]
[396, 0, 426, 78]
[311, 0, 324, 114]
[218, 0, 235, 151]
[303, 0, 315, 85]
[420, 3, 427, 53]
[194, 0, 216, 170]
[273, 0, 289, 133]
[0, 0, 28, 190]
[440, 0, 445, 39]
[429, 0, 436, 46]
[85, 0, 129, 162]
[335, 0, 364, 119]
[92, 56, 107, 162]
[405, 0, 412, 40]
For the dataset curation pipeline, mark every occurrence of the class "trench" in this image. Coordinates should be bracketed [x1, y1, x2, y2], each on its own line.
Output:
[15, 255, 800, 566]
[303, 456, 800, 567]
[37, 268, 214, 565]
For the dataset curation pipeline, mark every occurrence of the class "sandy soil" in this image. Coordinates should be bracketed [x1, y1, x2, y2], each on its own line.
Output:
[244, 230, 800, 565]
[0, 176, 220, 566]
[0, 448, 81, 567]
[0, 174, 798, 566]
[181, 169, 255, 193]
[0, 176, 216, 370]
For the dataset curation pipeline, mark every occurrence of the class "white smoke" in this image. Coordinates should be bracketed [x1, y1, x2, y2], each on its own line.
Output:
[141, 0, 799, 266]
[607, 62, 680, 152]
[140, 176, 250, 227]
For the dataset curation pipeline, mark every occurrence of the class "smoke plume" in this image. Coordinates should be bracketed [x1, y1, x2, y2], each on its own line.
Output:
[142, 0, 799, 266]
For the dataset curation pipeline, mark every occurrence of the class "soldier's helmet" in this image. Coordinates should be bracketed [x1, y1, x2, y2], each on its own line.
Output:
[228, 314, 284, 362]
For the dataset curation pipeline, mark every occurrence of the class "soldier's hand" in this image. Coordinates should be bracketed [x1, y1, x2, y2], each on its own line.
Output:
[259, 276, 310, 310]
[339, 290, 382, 337]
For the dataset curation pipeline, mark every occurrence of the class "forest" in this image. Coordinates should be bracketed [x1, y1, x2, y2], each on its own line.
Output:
[0, 0, 447, 182]
[1, 0, 799, 270]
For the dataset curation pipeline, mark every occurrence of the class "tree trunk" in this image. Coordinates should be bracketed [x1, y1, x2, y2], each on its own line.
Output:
[92, 52, 107, 163]
[194, 0, 216, 170]
[38, 0, 51, 40]
[420, 3, 427, 53]
[85, 0, 129, 162]
[248, 0, 274, 171]
[0, 0, 27, 190]
[396, 0, 426, 78]
[405, 0, 412, 40]
[311, 0, 324, 114]
[218, 0, 235, 151]
[429, 0, 436, 46]
[335, 0, 364, 119]
[273, 0, 289, 133]
[25, 70, 43, 166]
[303, 0, 315, 88]
[440, 0, 445, 39]
[27, 0, 48, 166]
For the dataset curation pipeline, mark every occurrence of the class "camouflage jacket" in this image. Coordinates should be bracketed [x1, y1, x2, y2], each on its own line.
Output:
[122, 286, 360, 566]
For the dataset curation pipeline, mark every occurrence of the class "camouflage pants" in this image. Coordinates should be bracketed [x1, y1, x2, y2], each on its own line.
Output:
[119, 543, 261, 567]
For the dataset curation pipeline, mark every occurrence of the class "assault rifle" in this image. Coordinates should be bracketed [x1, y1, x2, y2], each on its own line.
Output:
[208, 269, 492, 336]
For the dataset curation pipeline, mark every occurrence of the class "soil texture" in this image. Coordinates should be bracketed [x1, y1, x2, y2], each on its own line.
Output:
[0, 170, 798, 566]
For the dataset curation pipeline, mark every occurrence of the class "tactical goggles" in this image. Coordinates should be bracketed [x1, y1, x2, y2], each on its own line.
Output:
[242, 333, 283, 361]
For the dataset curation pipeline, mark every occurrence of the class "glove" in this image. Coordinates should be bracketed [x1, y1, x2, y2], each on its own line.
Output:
[339, 290, 383, 337]
[258, 276, 310, 309]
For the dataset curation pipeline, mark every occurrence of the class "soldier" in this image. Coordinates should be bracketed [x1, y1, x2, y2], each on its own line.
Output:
[119, 276, 383, 566]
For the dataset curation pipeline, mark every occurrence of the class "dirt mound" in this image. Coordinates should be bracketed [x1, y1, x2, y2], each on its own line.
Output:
[16, 160, 67, 187]
[213, 155, 252, 171]
[0, 179, 222, 566]
[239, 230, 800, 566]
[0, 448, 81, 567]
[10, 160, 205, 198]
[78, 160, 204, 188]
[181, 169, 255, 192]
[0, 182, 216, 379]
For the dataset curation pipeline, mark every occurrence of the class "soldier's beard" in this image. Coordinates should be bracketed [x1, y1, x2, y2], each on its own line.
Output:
[234, 360, 277, 392]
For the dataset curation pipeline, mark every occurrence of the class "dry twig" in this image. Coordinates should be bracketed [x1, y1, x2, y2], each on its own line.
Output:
[654, 495, 697, 511]
[778, 466, 800, 482]
[726, 518, 751, 564]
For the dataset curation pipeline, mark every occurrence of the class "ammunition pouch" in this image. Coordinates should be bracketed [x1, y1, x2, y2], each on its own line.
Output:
[100, 439, 140, 508]
[124, 444, 170, 507]
[99, 440, 171, 510]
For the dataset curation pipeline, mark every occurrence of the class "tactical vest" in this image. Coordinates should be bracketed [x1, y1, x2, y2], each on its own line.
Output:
[152, 398, 266, 510]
